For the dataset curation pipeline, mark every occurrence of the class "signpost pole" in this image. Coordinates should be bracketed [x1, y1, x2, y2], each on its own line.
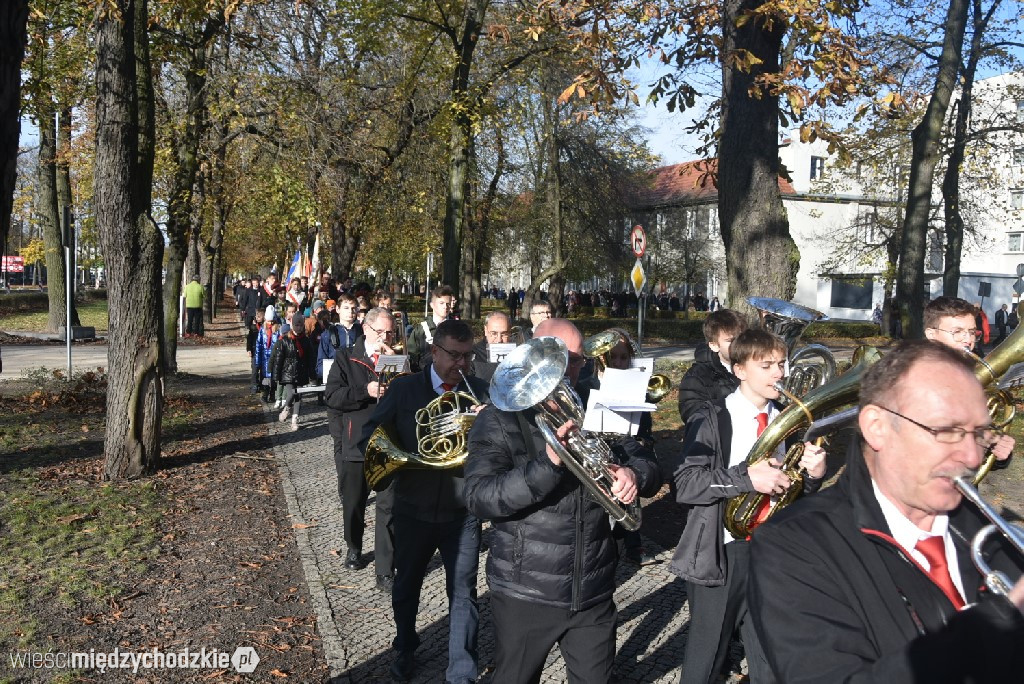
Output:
[64, 208, 73, 377]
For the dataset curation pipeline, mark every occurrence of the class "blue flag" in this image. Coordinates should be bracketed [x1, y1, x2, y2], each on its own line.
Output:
[285, 248, 302, 284]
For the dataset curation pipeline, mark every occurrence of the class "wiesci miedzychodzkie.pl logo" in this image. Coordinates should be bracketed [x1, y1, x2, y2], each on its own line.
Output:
[7, 646, 261, 675]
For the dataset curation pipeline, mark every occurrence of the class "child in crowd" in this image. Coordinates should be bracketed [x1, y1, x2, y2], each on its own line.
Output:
[246, 310, 264, 393]
[255, 312, 280, 403]
[272, 313, 315, 431]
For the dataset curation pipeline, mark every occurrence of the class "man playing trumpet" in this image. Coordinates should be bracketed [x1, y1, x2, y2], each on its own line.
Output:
[749, 340, 1024, 682]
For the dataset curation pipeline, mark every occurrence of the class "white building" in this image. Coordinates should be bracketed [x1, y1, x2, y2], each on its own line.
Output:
[633, 72, 1024, 321]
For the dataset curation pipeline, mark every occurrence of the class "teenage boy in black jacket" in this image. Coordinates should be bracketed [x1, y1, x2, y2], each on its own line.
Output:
[671, 329, 825, 683]
[677, 309, 746, 424]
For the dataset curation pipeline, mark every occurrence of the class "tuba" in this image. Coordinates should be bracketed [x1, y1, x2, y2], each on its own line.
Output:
[582, 327, 673, 404]
[723, 345, 881, 539]
[749, 296, 836, 397]
[363, 373, 481, 490]
[490, 336, 641, 531]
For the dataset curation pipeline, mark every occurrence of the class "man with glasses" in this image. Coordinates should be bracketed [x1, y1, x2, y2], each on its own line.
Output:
[464, 318, 660, 683]
[471, 311, 512, 383]
[528, 300, 553, 337]
[358, 319, 489, 683]
[324, 307, 396, 593]
[923, 296, 1014, 465]
[749, 340, 1024, 682]
[408, 285, 456, 372]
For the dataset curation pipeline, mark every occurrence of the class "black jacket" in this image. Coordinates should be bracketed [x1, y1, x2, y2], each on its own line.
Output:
[749, 449, 1024, 683]
[406, 318, 438, 372]
[324, 339, 380, 462]
[677, 342, 739, 424]
[271, 332, 315, 385]
[669, 398, 822, 586]
[470, 339, 500, 384]
[464, 405, 660, 610]
[357, 366, 489, 522]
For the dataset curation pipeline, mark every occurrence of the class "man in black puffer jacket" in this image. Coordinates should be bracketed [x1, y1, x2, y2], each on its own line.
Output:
[465, 318, 661, 684]
[677, 308, 746, 424]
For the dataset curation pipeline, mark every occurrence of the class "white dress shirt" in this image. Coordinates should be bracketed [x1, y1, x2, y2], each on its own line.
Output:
[722, 389, 783, 543]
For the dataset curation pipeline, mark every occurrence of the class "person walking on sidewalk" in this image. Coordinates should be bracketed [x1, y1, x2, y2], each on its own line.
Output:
[184, 275, 205, 337]
[272, 313, 315, 431]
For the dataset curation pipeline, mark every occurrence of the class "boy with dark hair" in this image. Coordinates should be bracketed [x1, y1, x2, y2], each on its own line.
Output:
[924, 296, 979, 352]
[677, 309, 747, 423]
[670, 328, 826, 683]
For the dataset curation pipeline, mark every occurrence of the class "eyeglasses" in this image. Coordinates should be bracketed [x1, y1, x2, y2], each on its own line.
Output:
[876, 405, 1001, 449]
[486, 331, 511, 341]
[929, 327, 978, 340]
[567, 352, 586, 368]
[433, 341, 475, 363]
[531, 309, 552, 317]
[365, 324, 395, 338]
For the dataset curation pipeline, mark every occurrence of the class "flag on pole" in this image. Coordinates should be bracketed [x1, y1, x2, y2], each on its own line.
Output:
[285, 248, 302, 284]
[310, 233, 321, 287]
[271, 260, 279, 276]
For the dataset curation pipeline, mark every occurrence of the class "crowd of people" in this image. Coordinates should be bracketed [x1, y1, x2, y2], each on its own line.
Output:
[234, 275, 1024, 683]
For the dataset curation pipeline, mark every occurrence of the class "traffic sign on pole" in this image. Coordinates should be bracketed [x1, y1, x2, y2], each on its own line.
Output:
[630, 225, 647, 258]
[1017, 263, 1024, 278]
[630, 258, 647, 296]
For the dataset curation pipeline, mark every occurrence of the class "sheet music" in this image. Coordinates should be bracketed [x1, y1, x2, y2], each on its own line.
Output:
[581, 366, 655, 435]
[375, 354, 409, 374]
[488, 343, 516, 364]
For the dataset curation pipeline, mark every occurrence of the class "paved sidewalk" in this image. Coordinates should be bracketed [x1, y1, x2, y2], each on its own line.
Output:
[265, 398, 702, 683]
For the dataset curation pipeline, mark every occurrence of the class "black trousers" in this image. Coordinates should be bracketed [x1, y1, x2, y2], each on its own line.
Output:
[489, 591, 616, 684]
[679, 541, 774, 684]
[185, 307, 204, 335]
[337, 458, 395, 577]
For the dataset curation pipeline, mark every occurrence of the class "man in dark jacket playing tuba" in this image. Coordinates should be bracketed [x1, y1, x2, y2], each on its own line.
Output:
[464, 318, 661, 684]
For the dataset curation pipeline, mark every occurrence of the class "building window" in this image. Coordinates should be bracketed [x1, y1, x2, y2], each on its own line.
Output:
[1015, 147, 1024, 166]
[1017, 99, 1024, 123]
[856, 206, 877, 243]
[810, 156, 826, 180]
[1013, 189, 1024, 210]
[830, 277, 873, 310]
[1009, 233, 1024, 252]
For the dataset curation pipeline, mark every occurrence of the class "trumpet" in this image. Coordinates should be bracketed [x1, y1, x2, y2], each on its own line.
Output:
[953, 476, 1024, 598]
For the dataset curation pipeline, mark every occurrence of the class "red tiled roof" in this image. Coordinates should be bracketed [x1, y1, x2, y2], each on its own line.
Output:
[632, 159, 796, 208]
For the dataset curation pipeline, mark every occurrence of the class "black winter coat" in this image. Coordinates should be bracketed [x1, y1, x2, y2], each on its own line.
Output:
[272, 332, 315, 385]
[324, 339, 380, 462]
[749, 449, 1024, 683]
[357, 367, 489, 522]
[677, 343, 738, 424]
[464, 406, 660, 610]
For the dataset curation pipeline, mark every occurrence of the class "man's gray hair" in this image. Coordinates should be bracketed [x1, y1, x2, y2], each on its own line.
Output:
[363, 307, 394, 328]
[484, 311, 511, 325]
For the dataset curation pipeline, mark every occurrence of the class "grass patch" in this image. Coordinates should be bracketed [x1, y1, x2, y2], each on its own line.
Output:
[0, 298, 109, 333]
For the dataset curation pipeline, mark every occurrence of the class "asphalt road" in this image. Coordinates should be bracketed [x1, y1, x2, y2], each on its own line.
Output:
[0, 344, 250, 379]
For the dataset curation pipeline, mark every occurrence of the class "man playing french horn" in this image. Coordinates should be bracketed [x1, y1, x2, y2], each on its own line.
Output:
[749, 340, 1024, 682]
[464, 318, 661, 684]
[357, 319, 488, 684]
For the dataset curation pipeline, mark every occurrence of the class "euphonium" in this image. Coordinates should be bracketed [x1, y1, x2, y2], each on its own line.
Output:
[748, 296, 837, 396]
[363, 375, 481, 490]
[490, 336, 641, 531]
[723, 345, 882, 539]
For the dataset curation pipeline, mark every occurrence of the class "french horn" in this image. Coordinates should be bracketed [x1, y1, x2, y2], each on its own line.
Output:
[490, 336, 642, 531]
[363, 373, 481, 490]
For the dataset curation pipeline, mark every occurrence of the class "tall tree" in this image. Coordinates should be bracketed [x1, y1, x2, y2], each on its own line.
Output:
[895, 0, 969, 337]
[0, 1, 28, 254]
[94, 0, 164, 478]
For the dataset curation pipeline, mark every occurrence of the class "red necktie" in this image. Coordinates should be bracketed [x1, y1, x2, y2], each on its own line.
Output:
[915, 536, 965, 609]
[441, 382, 454, 392]
[371, 353, 379, 366]
[747, 412, 772, 537]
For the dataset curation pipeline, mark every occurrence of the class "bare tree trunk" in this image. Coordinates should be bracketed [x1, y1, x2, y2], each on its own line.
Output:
[718, 0, 798, 312]
[95, 0, 163, 479]
[897, 0, 968, 336]
[37, 105, 68, 332]
[0, 1, 28, 253]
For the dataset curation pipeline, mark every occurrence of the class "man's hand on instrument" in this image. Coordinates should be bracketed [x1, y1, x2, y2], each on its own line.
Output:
[1010, 578, 1024, 615]
[607, 464, 638, 504]
[749, 458, 792, 496]
[367, 381, 384, 398]
[992, 433, 1015, 461]
[799, 443, 827, 478]
[545, 419, 575, 467]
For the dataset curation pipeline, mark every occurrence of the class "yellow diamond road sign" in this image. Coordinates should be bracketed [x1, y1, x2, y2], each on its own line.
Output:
[630, 258, 646, 296]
